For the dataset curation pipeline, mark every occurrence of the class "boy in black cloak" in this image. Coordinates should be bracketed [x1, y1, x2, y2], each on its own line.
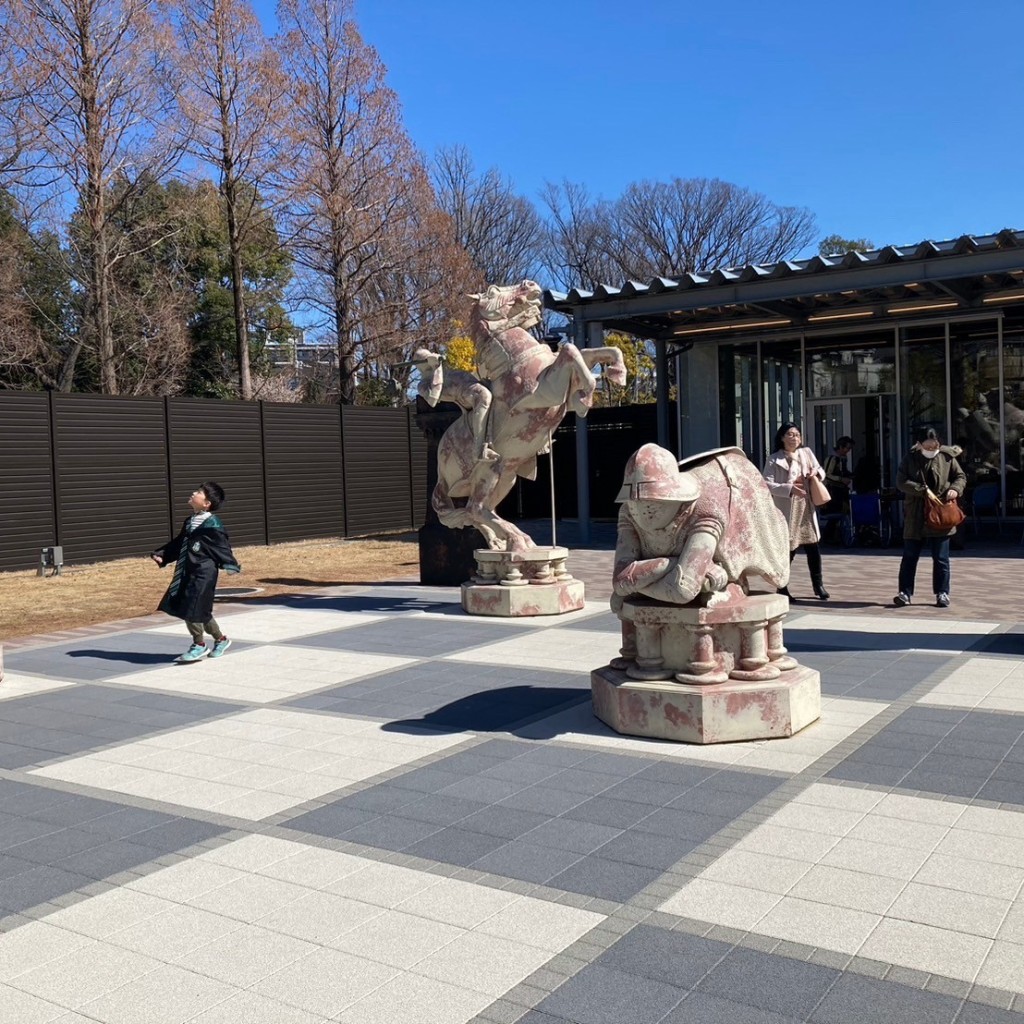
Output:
[152, 481, 241, 662]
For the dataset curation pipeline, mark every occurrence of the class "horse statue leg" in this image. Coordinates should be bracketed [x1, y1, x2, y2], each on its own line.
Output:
[580, 346, 627, 385]
[466, 462, 534, 552]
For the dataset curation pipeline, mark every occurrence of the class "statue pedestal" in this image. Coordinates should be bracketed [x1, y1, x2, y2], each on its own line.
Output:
[592, 592, 820, 743]
[461, 546, 585, 617]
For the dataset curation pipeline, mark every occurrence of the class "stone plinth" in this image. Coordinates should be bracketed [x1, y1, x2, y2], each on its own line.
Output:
[593, 591, 820, 743]
[461, 546, 585, 617]
[591, 664, 820, 744]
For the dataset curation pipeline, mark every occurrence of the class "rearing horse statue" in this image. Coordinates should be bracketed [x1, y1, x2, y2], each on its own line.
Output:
[431, 280, 627, 551]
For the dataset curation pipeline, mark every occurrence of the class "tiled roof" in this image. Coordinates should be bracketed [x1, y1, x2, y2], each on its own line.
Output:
[545, 228, 1024, 306]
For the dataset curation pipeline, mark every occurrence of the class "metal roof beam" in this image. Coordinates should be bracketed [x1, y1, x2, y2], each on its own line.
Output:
[551, 248, 1024, 322]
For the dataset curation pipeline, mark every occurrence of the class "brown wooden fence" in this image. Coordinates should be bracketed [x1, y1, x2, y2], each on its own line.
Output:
[0, 393, 425, 572]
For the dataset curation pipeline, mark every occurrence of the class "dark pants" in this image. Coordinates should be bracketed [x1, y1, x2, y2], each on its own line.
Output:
[898, 537, 951, 596]
[791, 543, 824, 586]
[186, 617, 224, 644]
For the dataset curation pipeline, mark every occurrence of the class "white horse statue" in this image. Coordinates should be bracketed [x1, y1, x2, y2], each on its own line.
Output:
[430, 280, 626, 551]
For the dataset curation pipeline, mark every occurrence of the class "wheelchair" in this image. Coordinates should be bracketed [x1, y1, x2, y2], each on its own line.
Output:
[847, 492, 893, 548]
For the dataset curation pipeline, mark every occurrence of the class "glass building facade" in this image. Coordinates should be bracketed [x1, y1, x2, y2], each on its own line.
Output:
[717, 306, 1024, 514]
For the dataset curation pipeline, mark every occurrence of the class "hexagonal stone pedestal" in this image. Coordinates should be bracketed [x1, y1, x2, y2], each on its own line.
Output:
[461, 546, 585, 617]
[593, 591, 820, 743]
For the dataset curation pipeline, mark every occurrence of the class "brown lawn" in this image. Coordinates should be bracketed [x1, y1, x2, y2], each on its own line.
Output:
[0, 535, 418, 641]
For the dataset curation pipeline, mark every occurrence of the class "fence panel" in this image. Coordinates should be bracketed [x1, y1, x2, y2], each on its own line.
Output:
[263, 402, 345, 542]
[342, 406, 414, 534]
[52, 394, 170, 562]
[166, 398, 266, 547]
[409, 406, 429, 525]
[0, 392, 57, 571]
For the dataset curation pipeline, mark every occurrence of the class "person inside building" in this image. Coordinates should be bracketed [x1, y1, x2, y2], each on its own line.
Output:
[821, 436, 854, 542]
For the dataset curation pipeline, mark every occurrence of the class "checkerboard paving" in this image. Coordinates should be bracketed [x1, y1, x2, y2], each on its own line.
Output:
[3, 579, 1024, 1023]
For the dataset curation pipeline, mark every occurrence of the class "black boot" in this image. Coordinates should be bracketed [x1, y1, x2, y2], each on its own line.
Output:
[813, 581, 830, 600]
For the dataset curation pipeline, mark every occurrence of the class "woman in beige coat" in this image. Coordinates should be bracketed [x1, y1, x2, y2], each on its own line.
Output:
[763, 422, 830, 600]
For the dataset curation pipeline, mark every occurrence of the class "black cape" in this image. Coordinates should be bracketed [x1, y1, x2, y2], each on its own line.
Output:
[154, 514, 240, 622]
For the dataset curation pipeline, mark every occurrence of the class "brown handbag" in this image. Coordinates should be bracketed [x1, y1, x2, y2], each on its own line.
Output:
[920, 470, 966, 531]
[925, 494, 966, 531]
[807, 473, 831, 507]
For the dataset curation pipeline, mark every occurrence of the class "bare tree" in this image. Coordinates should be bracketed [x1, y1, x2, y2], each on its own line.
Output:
[171, 0, 285, 400]
[432, 145, 542, 285]
[275, 0, 431, 403]
[541, 176, 816, 291]
[2, 0, 181, 394]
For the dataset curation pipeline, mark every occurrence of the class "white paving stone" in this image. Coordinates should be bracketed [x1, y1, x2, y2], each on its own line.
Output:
[0, 836, 605, 1023]
[0, 672, 75, 701]
[446, 628, 623, 672]
[513, 696, 886, 773]
[919, 655, 1024, 712]
[103, 645, 416, 703]
[146, 606, 389, 642]
[28, 708, 471, 818]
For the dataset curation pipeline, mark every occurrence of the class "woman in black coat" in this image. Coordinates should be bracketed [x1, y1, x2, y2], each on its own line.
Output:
[893, 428, 966, 608]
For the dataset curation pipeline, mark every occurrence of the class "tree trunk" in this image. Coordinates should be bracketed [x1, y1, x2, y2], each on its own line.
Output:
[224, 176, 252, 400]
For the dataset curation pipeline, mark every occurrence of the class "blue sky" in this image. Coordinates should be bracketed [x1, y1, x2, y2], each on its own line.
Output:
[254, 0, 1023, 258]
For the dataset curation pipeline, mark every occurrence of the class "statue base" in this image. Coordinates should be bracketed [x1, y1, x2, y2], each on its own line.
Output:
[594, 590, 820, 743]
[461, 546, 585, 617]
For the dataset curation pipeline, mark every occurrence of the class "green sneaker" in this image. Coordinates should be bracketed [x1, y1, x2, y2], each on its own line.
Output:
[209, 637, 232, 659]
[179, 643, 208, 663]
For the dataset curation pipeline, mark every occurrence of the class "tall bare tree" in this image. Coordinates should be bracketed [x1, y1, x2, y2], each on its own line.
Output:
[542, 176, 816, 291]
[275, 0, 432, 403]
[171, 0, 285, 400]
[1, 0, 181, 394]
[432, 145, 543, 285]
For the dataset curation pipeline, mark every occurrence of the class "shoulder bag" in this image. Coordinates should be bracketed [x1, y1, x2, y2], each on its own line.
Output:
[921, 472, 966, 531]
[803, 453, 831, 506]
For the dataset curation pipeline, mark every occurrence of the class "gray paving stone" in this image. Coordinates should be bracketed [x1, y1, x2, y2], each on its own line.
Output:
[561, 796, 653, 830]
[470, 841, 584, 884]
[458, 806, 552, 840]
[590, 830, 697, 871]
[498, 787, 588, 817]
[594, 925, 729, 988]
[810, 973, 961, 1023]
[957, 1003, 1024, 1022]
[547, 856, 662, 903]
[539, 965, 684, 1024]
[406, 826, 508, 864]
[519, 817, 622, 855]
[662, 992, 804, 1023]
[388, 792, 486, 826]
[698, 946, 840, 1018]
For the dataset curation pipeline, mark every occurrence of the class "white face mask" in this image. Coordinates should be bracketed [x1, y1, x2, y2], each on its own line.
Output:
[921, 448, 940, 459]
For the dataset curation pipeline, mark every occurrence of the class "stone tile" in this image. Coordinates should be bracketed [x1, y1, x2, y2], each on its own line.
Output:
[547, 855, 662, 903]
[660, 878, 781, 930]
[250, 947, 398, 1018]
[78, 964, 241, 1024]
[330, 909, 465, 968]
[186, 990, 331, 1023]
[475, 899, 605, 953]
[975, 940, 1024, 993]
[470, 841, 584, 885]
[594, 925, 730, 988]
[754, 895, 881, 955]
[808, 971, 962, 1023]
[788, 864, 905, 914]
[701, 850, 813, 896]
[698, 945, 840, 1017]
[662, 991, 803, 1023]
[538, 965, 685, 1024]
[412, 931, 557, 997]
[858, 918, 993, 982]
[820, 837, 932, 881]
[395, 877, 521, 929]
[334, 973, 492, 1024]
[888, 883, 1010, 939]
[0, 984, 70, 1024]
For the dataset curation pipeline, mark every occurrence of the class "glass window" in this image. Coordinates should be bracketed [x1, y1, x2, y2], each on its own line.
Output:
[949, 319, 1000, 488]
[719, 342, 759, 460]
[806, 331, 896, 398]
[761, 338, 801, 461]
[1001, 309, 1024, 513]
[899, 322, 947, 446]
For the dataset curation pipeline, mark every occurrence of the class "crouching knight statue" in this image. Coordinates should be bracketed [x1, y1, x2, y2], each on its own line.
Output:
[592, 443, 821, 744]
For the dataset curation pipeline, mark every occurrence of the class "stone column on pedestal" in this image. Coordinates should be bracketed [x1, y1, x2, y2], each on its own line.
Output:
[413, 396, 482, 586]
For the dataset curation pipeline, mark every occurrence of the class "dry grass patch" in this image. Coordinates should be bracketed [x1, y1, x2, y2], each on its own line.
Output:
[0, 535, 418, 641]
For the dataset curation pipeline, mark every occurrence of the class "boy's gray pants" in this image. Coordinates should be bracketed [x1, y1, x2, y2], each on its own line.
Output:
[186, 618, 223, 644]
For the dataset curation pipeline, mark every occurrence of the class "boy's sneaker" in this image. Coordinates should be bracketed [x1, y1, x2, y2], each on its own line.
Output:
[936, 592, 950, 608]
[179, 643, 208, 663]
[209, 637, 232, 659]
[893, 592, 912, 607]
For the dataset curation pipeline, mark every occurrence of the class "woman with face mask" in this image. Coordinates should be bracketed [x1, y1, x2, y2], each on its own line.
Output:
[763, 422, 830, 600]
[893, 427, 967, 608]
